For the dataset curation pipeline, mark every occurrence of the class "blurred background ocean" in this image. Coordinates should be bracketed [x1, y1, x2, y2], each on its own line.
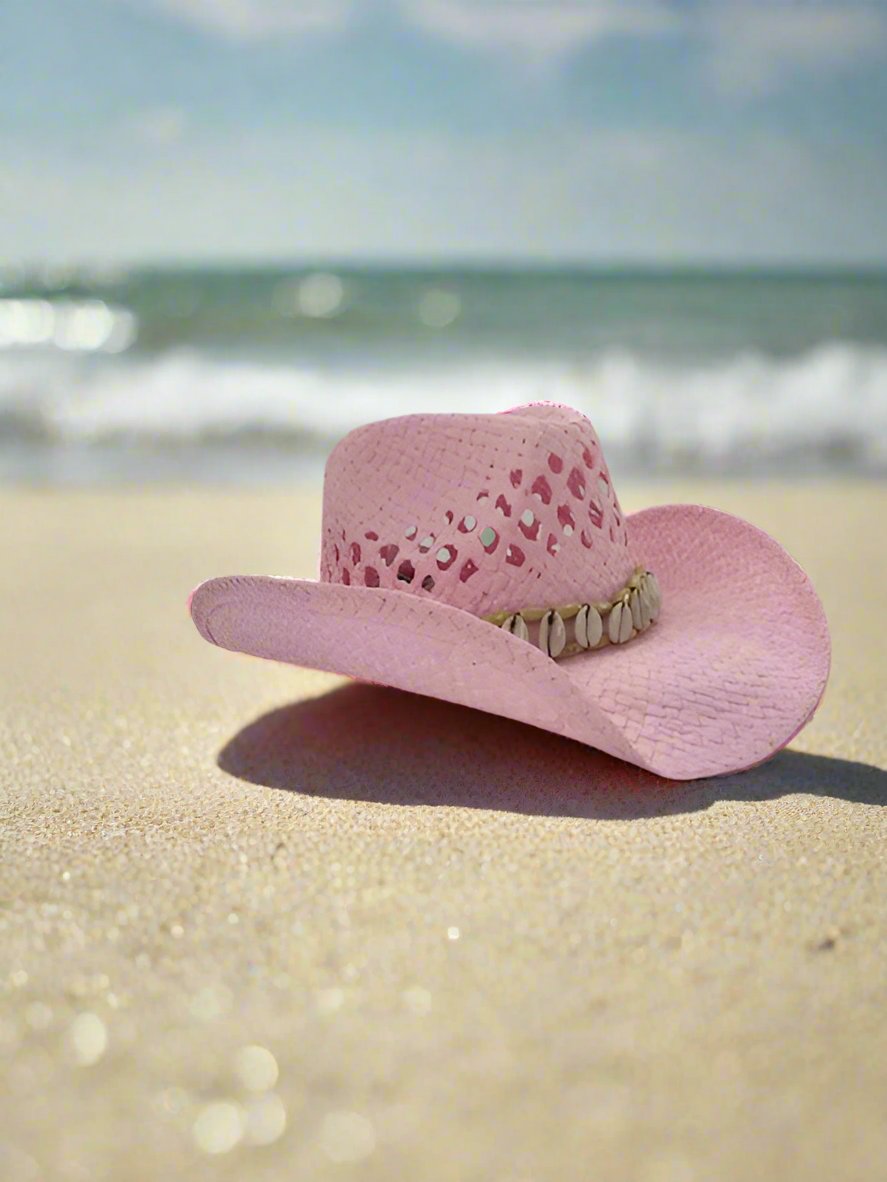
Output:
[3, 264, 887, 480]
[4, 0, 887, 482]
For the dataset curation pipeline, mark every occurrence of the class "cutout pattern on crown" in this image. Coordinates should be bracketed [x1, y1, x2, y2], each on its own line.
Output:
[319, 404, 639, 616]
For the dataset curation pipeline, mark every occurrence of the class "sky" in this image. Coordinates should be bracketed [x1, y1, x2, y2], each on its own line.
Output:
[2, 0, 887, 265]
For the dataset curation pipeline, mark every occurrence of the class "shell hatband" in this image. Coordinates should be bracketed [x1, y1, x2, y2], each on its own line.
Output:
[482, 567, 661, 659]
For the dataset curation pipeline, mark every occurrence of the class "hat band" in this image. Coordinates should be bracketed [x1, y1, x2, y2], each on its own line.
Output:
[482, 567, 661, 659]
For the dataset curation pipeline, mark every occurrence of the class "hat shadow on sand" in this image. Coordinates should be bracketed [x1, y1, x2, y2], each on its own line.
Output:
[218, 683, 886, 821]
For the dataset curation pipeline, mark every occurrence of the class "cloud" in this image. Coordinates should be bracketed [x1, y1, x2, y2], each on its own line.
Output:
[130, 1, 887, 95]
[137, 0, 678, 54]
[404, 1, 887, 87]
[146, 0, 355, 41]
[402, 1, 678, 66]
[701, 4, 887, 97]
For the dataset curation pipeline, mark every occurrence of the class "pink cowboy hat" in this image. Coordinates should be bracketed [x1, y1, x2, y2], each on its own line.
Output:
[190, 403, 830, 780]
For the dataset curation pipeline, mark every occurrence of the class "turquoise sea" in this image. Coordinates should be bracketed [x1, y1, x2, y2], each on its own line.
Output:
[1, 264, 886, 481]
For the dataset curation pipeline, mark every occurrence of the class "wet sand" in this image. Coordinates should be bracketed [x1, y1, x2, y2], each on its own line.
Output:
[1, 483, 885, 1182]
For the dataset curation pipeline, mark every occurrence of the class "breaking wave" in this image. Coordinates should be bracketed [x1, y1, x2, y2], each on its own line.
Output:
[1, 342, 885, 480]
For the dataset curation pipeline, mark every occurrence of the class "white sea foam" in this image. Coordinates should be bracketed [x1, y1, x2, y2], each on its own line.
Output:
[1, 342, 885, 476]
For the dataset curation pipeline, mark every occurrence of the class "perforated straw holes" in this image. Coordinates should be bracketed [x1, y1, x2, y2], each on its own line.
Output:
[489, 439, 611, 575]
[349, 500, 479, 597]
[557, 505, 575, 536]
[567, 466, 586, 499]
[531, 475, 552, 504]
[374, 507, 464, 593]
[347, 465, 596, 592]
[518, 508, 540, 542]
[479, 526, 499, 554]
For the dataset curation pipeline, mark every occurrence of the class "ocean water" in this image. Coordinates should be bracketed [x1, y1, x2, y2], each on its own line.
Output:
[1, 264, 886, 482]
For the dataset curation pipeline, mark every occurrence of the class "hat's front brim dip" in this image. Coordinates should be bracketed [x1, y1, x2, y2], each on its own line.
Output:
[190, 505, 830, 780]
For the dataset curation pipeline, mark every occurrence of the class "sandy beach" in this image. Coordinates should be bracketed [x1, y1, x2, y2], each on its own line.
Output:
[1, 481, 885, 1182]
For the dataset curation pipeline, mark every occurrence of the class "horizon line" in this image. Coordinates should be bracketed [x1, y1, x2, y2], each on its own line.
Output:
[5, 256, 887, 278]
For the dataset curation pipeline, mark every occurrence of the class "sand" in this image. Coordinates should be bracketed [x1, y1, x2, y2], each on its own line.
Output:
[1, 482, 885, 1182]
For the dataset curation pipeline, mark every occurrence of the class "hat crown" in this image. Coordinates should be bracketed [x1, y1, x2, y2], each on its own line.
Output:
[319, 403, 638, 616]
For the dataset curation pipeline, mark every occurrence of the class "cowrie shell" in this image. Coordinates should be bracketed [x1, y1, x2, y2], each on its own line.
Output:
[629, 587, 643, 630]
[608, 601, 623, 644]
[646, 573, 661, 621]
[619, 599, 633, 643]
[639, 577, 654, 627]
[575, 603, 602, 649]
[539, 610, 566, 658]
[502, 614, 529, 642]
[574, 604, 589, 649]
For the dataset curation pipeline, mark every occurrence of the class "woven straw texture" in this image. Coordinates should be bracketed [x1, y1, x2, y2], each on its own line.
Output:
[191, 405, 830, 780]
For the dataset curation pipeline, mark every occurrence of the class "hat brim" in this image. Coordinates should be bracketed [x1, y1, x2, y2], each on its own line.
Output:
[190, 504, 830, 780]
